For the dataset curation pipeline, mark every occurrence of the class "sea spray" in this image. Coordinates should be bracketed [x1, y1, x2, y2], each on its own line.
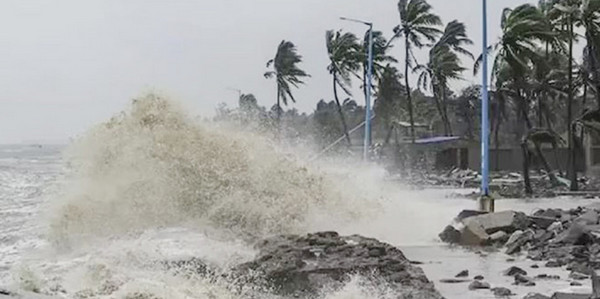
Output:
[47, 93, 372, 247]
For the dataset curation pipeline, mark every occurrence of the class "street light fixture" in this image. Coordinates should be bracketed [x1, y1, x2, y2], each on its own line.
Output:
[340, 17, 373, 161]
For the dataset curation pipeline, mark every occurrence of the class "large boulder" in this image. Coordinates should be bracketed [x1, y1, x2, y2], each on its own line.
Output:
[460, 220, 490, 246]
[235, 231, 443, 298]
[465, 211, 530, 235]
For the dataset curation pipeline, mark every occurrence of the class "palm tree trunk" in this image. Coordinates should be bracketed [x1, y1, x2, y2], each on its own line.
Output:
[404, 40, 416, 143]
[333, 76, 352, 146]
[277, 85, 281, 122]
[519, 91, 558, 186]
[432, 87, 446, 135]
[545, 115, 563, 176]
[568, 20, 578, 191]
[538, 94, 543, 128]
[494, 118, 501, 171]
[441, 85, 452, 136]
[521, 141, 533, 196]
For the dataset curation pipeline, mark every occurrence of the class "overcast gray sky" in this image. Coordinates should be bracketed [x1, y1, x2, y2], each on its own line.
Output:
[0, 0, 537, 144]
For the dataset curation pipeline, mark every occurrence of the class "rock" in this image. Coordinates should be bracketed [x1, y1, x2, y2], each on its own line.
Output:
[505, 230, 523, 245]
[531, 264, 539, 269]
[504, 266, 527, 276]
[439, 225, 461, 244]
[474, 275, 484, 280]
[547, 221, 563, 233]
[570, 281, 582, 286]
[440, 278, 470, 283]
[461, 220, 490, 246]
[455, 270, 469, 278]
[468, 280, 491, 290]
[535, 274, 560, 280]
[515, 274, 535, 286]
[465, 211, 530, 235]
[574, 210, 599, 226]
[554, 223, 591, 245]
[535, 208, 563, 219]
[0, 290, 10, 296]
[234, 231, 443, 298]
[506, 230, 534, 255]
[529, 216, 558, 229]
[457, 210, 489, 221]
[491, 287, 513, 297]
[490, 231, 510, 243]
[523, 294, 550, 299]
[568, 271, 589, 280]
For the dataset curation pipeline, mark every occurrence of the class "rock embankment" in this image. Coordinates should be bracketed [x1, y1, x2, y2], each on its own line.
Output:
[234, 231, 443, 298]
[440, 206, 600, 298]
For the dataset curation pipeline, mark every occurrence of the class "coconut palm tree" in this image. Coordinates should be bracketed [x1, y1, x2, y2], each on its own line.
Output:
[415, 20, 473, 136]
[392, 0, 442, 142]
[374, 64, 405, 146]
[326, 30, 362, 145]
[360, 30, 397, 98]
[264, 40, 310, 123]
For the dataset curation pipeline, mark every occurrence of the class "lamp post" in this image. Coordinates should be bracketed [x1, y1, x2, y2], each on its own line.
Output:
[340, 17, 373, 161]
[479, 0, 493, 211]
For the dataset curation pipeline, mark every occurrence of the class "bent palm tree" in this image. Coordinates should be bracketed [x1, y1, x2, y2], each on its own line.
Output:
[393, 0, 442, 142]
[415, 20, 473, 136]
[264, 40, 310, 123]
[326, 30, 362, 145]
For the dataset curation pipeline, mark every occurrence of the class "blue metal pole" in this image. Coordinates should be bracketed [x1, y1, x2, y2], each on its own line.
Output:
[364, 24, 373, 161]
[481, 0, 490, 196]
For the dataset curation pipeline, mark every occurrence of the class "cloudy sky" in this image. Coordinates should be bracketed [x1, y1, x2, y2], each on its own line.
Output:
[0, 0, 537, 143]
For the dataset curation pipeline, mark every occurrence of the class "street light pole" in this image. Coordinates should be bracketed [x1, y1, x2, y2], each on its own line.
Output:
[481, 0, 489, 196]
[479, 0, 493, 211]
[340, 17, 374, 161]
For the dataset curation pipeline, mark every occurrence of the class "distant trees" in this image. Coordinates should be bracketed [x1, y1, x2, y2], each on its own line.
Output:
[210, 0, 600, 195]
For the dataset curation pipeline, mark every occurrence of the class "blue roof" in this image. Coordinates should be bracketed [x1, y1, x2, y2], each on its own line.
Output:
[414, 136, 460, 144]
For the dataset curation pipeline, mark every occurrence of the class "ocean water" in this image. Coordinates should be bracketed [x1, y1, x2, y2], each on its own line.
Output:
[1, 94, 597, 298]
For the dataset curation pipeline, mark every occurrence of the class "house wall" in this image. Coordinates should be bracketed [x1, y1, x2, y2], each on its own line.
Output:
[467, 145, 585, 173]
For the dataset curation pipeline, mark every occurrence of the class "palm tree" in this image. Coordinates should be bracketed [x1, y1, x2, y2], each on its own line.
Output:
[415, 20, 473, 136]
[393, 0, 442, 142]
[264, 40, 310, 123]
[360, 30, 397, 100]
[326, 30, 362, 145]
[374, 64, 405, 146]
[475, 4, 559, 192]
[578, 0, 600, 107]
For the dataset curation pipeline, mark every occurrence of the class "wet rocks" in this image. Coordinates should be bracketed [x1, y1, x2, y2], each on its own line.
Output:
[514, 274, 536, 286]
[235, 231, 443, 298]
[468, 280, 491, 290]
[504, 266, 527, 277]
[439, 278, 469, 283]
[439, 205, 600, 274]
[491, 287, 513, 297]
[439, 225, 461, 244]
